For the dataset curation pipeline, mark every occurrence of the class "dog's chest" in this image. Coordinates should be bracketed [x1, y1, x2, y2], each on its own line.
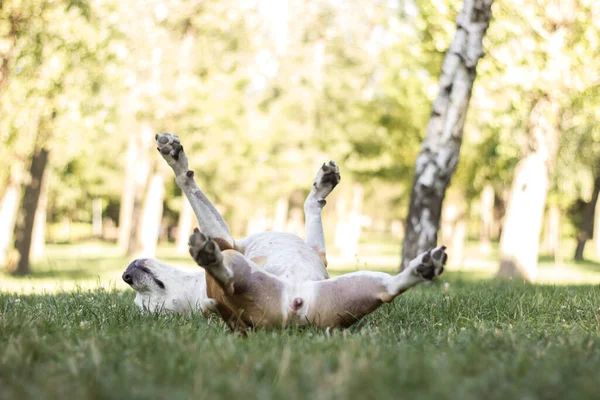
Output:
[240, 232, 328, 282]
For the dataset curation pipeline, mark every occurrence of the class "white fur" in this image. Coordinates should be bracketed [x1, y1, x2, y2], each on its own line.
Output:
[129, 260, 208, 315]
[237, 232, 328, 281]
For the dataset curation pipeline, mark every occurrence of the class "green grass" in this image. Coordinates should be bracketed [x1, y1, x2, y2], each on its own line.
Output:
[2, 240, 600, 399]
[1, 280, 599, 399]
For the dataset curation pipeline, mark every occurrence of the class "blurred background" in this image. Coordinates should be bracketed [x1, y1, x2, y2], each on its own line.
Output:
[0, 0, 599, 293]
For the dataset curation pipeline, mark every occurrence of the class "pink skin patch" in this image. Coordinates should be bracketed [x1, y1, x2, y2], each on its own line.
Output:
[292, 297, 304, 310]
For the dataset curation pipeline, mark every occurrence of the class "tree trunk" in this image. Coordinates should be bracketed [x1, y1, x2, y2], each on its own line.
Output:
[400, 0, 494, 270]
[92, 198, 103, 238]
[175, 197, 194, 255]
[497, 98, 559, 280]
[441, 191, 467, 267]
[541, 205, 561, 261]
[0, 170, 22, 267]
[574, 175, 600, 261]
[135, 172, 165, 258]
[345, 184, 364, 259]
[12, 147, 50, 275]
[118, 134, 140, 253]
[335, 184, 364, 260]
[595, 191, 600, 257]
[118, 124, 153, 255]
[479, 184, 494, 254]
[272, 196, 289, 232]
[31, 172, 49, 260]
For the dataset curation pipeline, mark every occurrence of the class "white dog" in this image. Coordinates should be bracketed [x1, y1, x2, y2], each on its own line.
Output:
[122, 133, 446, 331]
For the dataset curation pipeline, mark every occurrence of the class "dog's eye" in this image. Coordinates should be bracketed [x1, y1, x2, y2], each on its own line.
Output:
[153, 277, 166, 289]
[139, 266, 152, 274]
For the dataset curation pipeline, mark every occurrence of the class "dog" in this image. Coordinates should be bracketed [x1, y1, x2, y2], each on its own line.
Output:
[122, 133, 447, 331]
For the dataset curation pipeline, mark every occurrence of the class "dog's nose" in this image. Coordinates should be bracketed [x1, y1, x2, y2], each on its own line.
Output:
[122, 272, 133, 285]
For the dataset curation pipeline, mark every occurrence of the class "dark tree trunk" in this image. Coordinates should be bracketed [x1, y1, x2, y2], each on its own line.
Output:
[574, 237, 586, 261]
[574, 175, 600, 261]
[12, 147, 49, 275]
[400, 0, 494, 270]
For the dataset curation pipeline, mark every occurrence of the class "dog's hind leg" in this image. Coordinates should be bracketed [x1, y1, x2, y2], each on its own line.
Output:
[304, 161, 340, 266]
[156, 133, 234, 250]
[188, 229, 286, 329]
[305, 246, 447, 328]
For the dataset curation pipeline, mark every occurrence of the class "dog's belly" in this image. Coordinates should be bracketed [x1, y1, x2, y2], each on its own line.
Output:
[237, 232, 329, 282]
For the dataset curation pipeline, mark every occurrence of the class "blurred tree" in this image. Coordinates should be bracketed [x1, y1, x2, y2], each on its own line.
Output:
[0, 168, 21, 266]
[400, 0, 494, 270]
[1, 0, 123, 274]
[561, 88, 600, 261]
[570, 171, 600, 261]
[492, 0, 600, 279]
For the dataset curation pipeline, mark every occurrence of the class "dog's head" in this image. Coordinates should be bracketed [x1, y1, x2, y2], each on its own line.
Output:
[122, 258, 207, 313]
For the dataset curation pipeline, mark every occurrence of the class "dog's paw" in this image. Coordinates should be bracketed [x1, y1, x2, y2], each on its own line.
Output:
[156, 132, 184, 161]
[312, 161, 341, 202]
[188, 228, 223, 267]
[413, 245, 447, 281]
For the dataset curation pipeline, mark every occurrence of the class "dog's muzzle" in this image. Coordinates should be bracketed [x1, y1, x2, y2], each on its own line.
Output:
[122, 259, 146, 286]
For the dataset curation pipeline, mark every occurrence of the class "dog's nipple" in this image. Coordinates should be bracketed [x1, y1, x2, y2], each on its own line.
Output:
[292, 297, 304, 310]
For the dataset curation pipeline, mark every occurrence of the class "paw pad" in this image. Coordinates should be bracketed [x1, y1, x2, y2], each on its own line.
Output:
[188, 228, 222, 266]
[312, 160, 341, 200]
[415, 245, 447, 281]
[156, 132, 183, 161]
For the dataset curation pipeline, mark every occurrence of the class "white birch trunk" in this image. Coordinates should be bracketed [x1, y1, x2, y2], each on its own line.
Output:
[0, 173, 21, 266]
[479, 184, 494, 254]
[541, 205, 561, 261]
[401, 0, 494, 270]
[335, 185, 364, 260]
[118, 123, 153, 255]
[117, 134, 139, 253]
[334, 196, 349, 251]
[273, 196, 289, 232]
[136, 173, 165, 258]
[498, 98, 559, 280]
[175, 197, 194, 255]
[595, 196, 600, 257]
[441, 192, 467, 267]
[498, 156, 549, 280]
[92, 198, 103, 238]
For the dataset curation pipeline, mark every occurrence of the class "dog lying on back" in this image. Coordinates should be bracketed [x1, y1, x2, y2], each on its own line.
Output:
[122, 133, 446, 331]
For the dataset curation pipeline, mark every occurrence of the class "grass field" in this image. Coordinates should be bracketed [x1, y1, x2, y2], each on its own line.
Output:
[1, 240, 600, 399]
[1, 280, 599, 399]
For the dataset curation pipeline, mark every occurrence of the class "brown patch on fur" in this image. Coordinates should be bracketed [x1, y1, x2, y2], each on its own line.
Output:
[379, 292, 394, 303]
[214, 302, 248, 334]
[250, 256, 268, 268]
[213, 237, 234, 251]
[205, 274, 246, 333]
[318, 251, 328, 268]
[206, 250, 285, 329]
[310, 246, 328, 267]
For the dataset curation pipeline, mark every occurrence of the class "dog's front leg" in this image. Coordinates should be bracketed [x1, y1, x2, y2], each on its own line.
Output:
[156, 133, 235, 250]
[304, 161, 340, 266]
[306, 246, 447, 328]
